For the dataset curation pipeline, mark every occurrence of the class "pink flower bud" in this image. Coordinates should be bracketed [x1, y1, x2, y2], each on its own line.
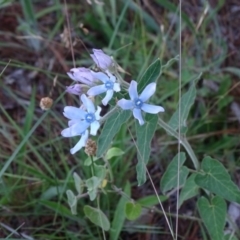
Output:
[67, 67, 96, 86]
[90, 49, 113, 70]
[66, 84, 82, 95]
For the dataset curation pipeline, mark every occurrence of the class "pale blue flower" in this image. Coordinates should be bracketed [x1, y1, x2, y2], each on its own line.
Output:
[70, 130, 89, 154]
[90, 49, 113, 70]
[87, 70, 120, 106]
[61, 94, 101, 140]
[117, 80, 164, 125]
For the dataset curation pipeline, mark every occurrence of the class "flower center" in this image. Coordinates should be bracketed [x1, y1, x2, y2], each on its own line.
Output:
[85, 113, 95, 123]
[134, 99, 143, 109]
[105, 81, 113, 90]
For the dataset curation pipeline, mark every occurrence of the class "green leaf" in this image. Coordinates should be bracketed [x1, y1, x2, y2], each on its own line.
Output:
[40, 186, 65, 200]
[97, 110, 131, 157]
[86, 176, 102, 201]
[126, 1, 159, 32]
[110, 182, 131, 240]
[73, 172, 83, 195]
[137, 195, 168, 207]
[218, 96, 233, 111]
[195, 156, 240, 203]
[168, 73, 202, 133]
[84, 205, 110, 231]
[135, 114, 158, 185]
[84, 156, 99, 166]
[66, 190, 77, 215]
[93, 164, 107, 180]
[224, 234, 238, 240]
[40, 200, 72, 217]
[160, 152, 189, 194]
[179, 173, 199, 208]
[168, 81, 197, 132]
[106, 147, 124, 160]
[125, 202, 142, 221]
[20, 0, 37, 26]
[197, 196, 226, 240]
[223, 67, 240, 78]
[137, 58, 161, 93]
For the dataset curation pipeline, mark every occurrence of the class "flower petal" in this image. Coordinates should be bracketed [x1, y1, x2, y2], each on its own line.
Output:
[61, 127, 72, 137]
[117, 99, 134, 110]
[61, 121, 89, 137]
[91, 49, 113, 70]
[90, 54, 98, 65]
[90, 121, 100, 135]
[106, 70, 116, 82]
[63, 106, 86, 120]
[139, 82, 156, 102]
[113, 83, 121, 92]
[70, 130, 89, 154]
[67, 67, 95, 86]
[133, 108, 144, 125]
[90, 71, 109, 83]
[141, 103, 165, 114]
[68, 119, 78, 127]
[102, 90, 113, 106]
[87, 85, 106, 96]
[81, 94, 95, 113]
[95, 106, 102, 120]
[129, 80, 138, 101]
[66, 84, 82, 95]
[67, 72, 78, 81]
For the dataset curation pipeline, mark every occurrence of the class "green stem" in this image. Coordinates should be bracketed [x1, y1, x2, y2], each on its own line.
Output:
[111, 185, 132, 201]
[158, 117, 200, 170]
[104, 158, 114, 183]
[76, 192, 89, 200]
[114, 72, 130, 89]
[90, 155, 95, 176]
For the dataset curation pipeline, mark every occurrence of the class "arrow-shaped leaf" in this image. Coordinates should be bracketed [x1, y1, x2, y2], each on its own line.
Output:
[197, 196, 226, 240]
[160, 152, 189, 193]
[195, 156, 240, 203]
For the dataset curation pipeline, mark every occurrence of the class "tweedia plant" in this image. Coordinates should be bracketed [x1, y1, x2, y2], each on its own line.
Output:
[62, 49, 164, 154]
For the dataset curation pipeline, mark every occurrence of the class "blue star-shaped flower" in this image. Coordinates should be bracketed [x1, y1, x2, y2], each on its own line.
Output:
[87, 70, 120, 106]
[61, 94, 101, 153]
[117, 80, 164, 125]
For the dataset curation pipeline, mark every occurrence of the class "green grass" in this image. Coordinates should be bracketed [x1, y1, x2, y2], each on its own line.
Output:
[1, 0, 240, 239]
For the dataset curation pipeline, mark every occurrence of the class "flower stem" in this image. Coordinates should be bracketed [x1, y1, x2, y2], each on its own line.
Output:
[97, 195, 106, 240]
[90, 155, 95, 176]
[158, 117, 200, 170]
[115, 72, 129, 89]
[104, 157, 114, 183]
